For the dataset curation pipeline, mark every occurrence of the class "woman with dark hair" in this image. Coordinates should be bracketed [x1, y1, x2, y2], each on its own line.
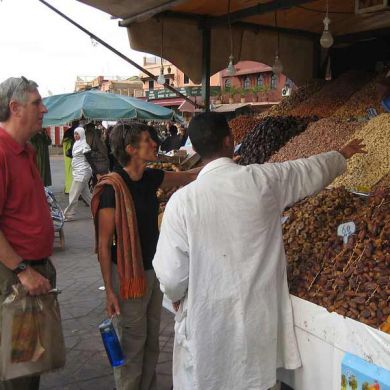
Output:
[91, 122, 199, 390]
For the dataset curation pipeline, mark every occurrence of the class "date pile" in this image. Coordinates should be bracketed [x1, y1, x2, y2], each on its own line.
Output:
[229, 115, 260, 144]
[239, 116, 316, 165]
[284, 187, 390, 331]
[290, 71, 372, 118]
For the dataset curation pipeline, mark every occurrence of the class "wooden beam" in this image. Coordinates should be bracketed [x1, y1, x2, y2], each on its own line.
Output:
[335, 27, 390, 44]
[153, 12, 319, 40]
[206, 0, 316, 26]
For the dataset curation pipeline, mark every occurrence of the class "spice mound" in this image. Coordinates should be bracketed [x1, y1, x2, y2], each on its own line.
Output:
[270, 117, 361, 162]
[284, 187, 390, 330]
[290, 71, 372, 118]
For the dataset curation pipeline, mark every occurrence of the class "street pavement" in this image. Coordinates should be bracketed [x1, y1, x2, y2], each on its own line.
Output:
[41, 156, 174, 390]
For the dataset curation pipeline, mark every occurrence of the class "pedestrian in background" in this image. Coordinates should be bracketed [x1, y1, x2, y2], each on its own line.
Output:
[30, 129, 52, 186]
[62, 120, 78, 194]
[63, 126, 92, 221]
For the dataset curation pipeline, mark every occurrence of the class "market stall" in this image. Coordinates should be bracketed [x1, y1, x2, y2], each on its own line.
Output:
[68, 1, 390, 387]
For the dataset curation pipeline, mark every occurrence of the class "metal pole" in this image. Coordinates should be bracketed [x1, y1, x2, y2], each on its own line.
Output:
[201, 27, 211, 112]
[37, 0, 202, 109]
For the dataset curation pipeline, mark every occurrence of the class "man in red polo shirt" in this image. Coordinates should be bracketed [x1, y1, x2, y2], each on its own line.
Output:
[0, 76, 56, 389]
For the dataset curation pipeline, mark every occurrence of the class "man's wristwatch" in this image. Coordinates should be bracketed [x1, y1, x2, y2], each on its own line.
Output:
[13, 261, 28, 275]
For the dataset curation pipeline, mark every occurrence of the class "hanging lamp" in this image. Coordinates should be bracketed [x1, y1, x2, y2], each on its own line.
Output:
[226, 0, 236, 76]
[320, 1, 334, 49]
[157, 19, 166, 85]
[272, 11, 283, 75]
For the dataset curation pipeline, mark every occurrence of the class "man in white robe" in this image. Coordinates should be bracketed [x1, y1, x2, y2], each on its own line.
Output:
[153, 112, 366, 390]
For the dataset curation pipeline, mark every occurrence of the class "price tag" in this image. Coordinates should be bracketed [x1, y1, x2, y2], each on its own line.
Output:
[281, 216, 289, 224]
[337, 222, 356, 244]
[367, 107, 378, 119]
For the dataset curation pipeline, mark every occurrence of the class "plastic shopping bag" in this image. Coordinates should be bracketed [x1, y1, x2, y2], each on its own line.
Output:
[0, 284, 65, 380]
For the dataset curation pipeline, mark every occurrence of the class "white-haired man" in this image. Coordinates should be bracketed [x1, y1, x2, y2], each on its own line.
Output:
[0, 77, 55, 389]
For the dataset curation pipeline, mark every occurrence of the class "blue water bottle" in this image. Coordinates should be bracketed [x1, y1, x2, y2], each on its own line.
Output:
[99, 319, 125, 367]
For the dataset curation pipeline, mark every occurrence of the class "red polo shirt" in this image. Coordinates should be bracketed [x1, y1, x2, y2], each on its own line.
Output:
[0, 127, 54, 260]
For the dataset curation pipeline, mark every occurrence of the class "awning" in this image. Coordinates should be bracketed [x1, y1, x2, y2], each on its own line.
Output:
[150, 98, 185, 107]
[77, 0, 390, 85]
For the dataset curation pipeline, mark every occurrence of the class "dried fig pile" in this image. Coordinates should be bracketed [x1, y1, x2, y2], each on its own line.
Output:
[229, 115, 260, 144]
[239, 116, 317, 165]
[290, 71, 372, 118]
[284, 187, 390, 330]
[269, 117, 361, 162]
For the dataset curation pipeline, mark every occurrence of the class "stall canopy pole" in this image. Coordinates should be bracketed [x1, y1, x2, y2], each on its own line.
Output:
[37, 0, 203, 109]
[201, 27, 211, 112]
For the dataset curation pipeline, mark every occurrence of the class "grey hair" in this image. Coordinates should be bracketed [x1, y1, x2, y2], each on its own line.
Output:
[0, 77, 39, 121]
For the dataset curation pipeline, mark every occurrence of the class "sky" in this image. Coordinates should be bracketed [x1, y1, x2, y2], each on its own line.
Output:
[0, 0, 148, 96]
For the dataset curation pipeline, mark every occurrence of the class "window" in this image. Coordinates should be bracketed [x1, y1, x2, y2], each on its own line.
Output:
[257, 74, 264, 87]
[148, 80, 154, 90]
[184, 74, 190, 84]
[243, 77, 251, 89]
[271, 74, 278, 90]
[224, 78, 232, 88]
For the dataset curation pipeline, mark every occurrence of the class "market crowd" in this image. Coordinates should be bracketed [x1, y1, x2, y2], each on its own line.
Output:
[0, 76, 369, 390]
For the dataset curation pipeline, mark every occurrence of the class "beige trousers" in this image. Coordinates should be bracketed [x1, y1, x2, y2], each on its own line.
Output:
[112, 267, 163, 390]
[0, 261, 56, 390]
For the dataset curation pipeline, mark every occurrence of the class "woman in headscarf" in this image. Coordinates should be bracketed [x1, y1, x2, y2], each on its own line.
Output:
[63, 127, 92, 221]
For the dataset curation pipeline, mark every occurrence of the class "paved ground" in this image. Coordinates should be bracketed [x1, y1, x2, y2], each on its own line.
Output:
[40, 156, 174, 390]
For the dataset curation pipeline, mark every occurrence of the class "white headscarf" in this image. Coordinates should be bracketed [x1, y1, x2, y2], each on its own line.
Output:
[72, 127, 91, 155]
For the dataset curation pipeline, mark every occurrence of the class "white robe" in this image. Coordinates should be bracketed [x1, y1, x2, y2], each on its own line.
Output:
[71, 127, 92, 182]
[153, 152, 346, 390]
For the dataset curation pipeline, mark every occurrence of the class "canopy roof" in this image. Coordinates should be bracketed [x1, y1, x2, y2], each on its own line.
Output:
[42, 89, 174, 126]
[77, 0, 390, 84]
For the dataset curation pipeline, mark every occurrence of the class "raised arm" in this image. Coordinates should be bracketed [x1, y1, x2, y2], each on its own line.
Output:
[160, 166, 202, 189]
[264, 139, 366, 211]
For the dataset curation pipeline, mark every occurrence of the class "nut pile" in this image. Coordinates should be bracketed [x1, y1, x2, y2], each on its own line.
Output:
[332, 114, 390, 191]
[239, 116, 317, 165]
[290, 71, 372, 118]
[229, 115, 260, 144]
[265, 79, 325, 117]
[269, 118, 362, 162]
[334, 74, 385, 120]
[284, 187, 390, 330]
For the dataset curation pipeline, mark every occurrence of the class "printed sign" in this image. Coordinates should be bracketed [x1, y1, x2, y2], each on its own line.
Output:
[337, 222, 356, 244]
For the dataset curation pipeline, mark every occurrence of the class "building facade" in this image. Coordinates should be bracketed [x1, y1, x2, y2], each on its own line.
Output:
[75, 75, 143, 96]
[219, 61, 294, 103]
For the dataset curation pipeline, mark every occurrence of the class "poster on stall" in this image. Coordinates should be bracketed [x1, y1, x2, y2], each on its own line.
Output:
[341, 353, 390, 389]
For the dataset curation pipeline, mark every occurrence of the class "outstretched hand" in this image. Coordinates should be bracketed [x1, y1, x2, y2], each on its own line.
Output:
[339, 139, 367, 160]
